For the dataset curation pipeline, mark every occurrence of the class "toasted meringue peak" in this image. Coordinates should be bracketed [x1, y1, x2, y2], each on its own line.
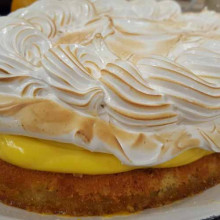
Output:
[0, 0, 220, 166]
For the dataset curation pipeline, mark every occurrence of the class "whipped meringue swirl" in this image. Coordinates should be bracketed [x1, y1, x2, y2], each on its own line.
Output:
[0, 0, 220, 166]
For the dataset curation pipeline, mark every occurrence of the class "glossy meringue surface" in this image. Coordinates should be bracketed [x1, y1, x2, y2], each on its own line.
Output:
[0, 0, 220, 167]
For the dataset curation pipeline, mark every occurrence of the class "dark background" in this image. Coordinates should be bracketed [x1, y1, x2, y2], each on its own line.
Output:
[0, 0, 12, 15]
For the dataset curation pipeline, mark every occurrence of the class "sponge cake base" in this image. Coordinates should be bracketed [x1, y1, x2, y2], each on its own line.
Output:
[0, 154, 219, 216]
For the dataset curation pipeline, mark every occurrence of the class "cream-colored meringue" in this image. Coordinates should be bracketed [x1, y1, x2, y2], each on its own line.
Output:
[0, 0, 220, 166]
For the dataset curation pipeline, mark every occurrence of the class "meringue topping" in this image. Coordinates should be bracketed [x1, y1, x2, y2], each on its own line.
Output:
[0, 0, 220, 166]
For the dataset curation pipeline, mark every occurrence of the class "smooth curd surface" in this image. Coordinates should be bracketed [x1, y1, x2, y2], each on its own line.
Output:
[0, 135, 211, 174]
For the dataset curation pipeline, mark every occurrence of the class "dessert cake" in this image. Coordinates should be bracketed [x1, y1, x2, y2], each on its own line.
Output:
[0, 0, 219, 216]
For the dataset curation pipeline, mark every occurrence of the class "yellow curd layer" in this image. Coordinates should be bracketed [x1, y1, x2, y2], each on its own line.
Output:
[0, 135, 212, 174]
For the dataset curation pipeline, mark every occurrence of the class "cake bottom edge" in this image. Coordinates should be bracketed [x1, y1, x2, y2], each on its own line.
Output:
[0, 154, 219, 217]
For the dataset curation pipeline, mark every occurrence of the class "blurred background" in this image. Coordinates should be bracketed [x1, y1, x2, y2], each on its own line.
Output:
[0, 0, 219, 15]
[0, 0, 12, 15]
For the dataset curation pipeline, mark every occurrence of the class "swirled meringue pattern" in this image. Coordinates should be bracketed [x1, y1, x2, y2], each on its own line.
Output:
[0, 0, 220, 167]
[10, 0, 95, 39]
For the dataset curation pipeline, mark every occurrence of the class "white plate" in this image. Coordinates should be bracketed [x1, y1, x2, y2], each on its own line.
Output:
[0, 184, 219, 220]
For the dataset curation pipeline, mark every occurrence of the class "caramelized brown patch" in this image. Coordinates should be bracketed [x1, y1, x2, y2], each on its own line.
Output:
[74, 118, 95, 144]
[106, 37, 143, 60]
[0, 96, 76, 136]
[175, 131, 200, 150]
[155, 130, 200, 156]
[75, 130, 91, 144]
[16, 101, 75, 135]
[0, 68, 10, 75]
[0, 102, 36, 116]
[0, 76, 28, 82]
[132, 133, 148, 148]
[94, 121, 121, 150]
[131, 133, 159, 153]
[0, 96, 41, 116]
[56, 29, 94, 45]
[106, 34, 179, 61]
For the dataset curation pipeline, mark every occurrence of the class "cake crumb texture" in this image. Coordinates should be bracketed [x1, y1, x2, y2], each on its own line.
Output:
[0, 154, 219, 216]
